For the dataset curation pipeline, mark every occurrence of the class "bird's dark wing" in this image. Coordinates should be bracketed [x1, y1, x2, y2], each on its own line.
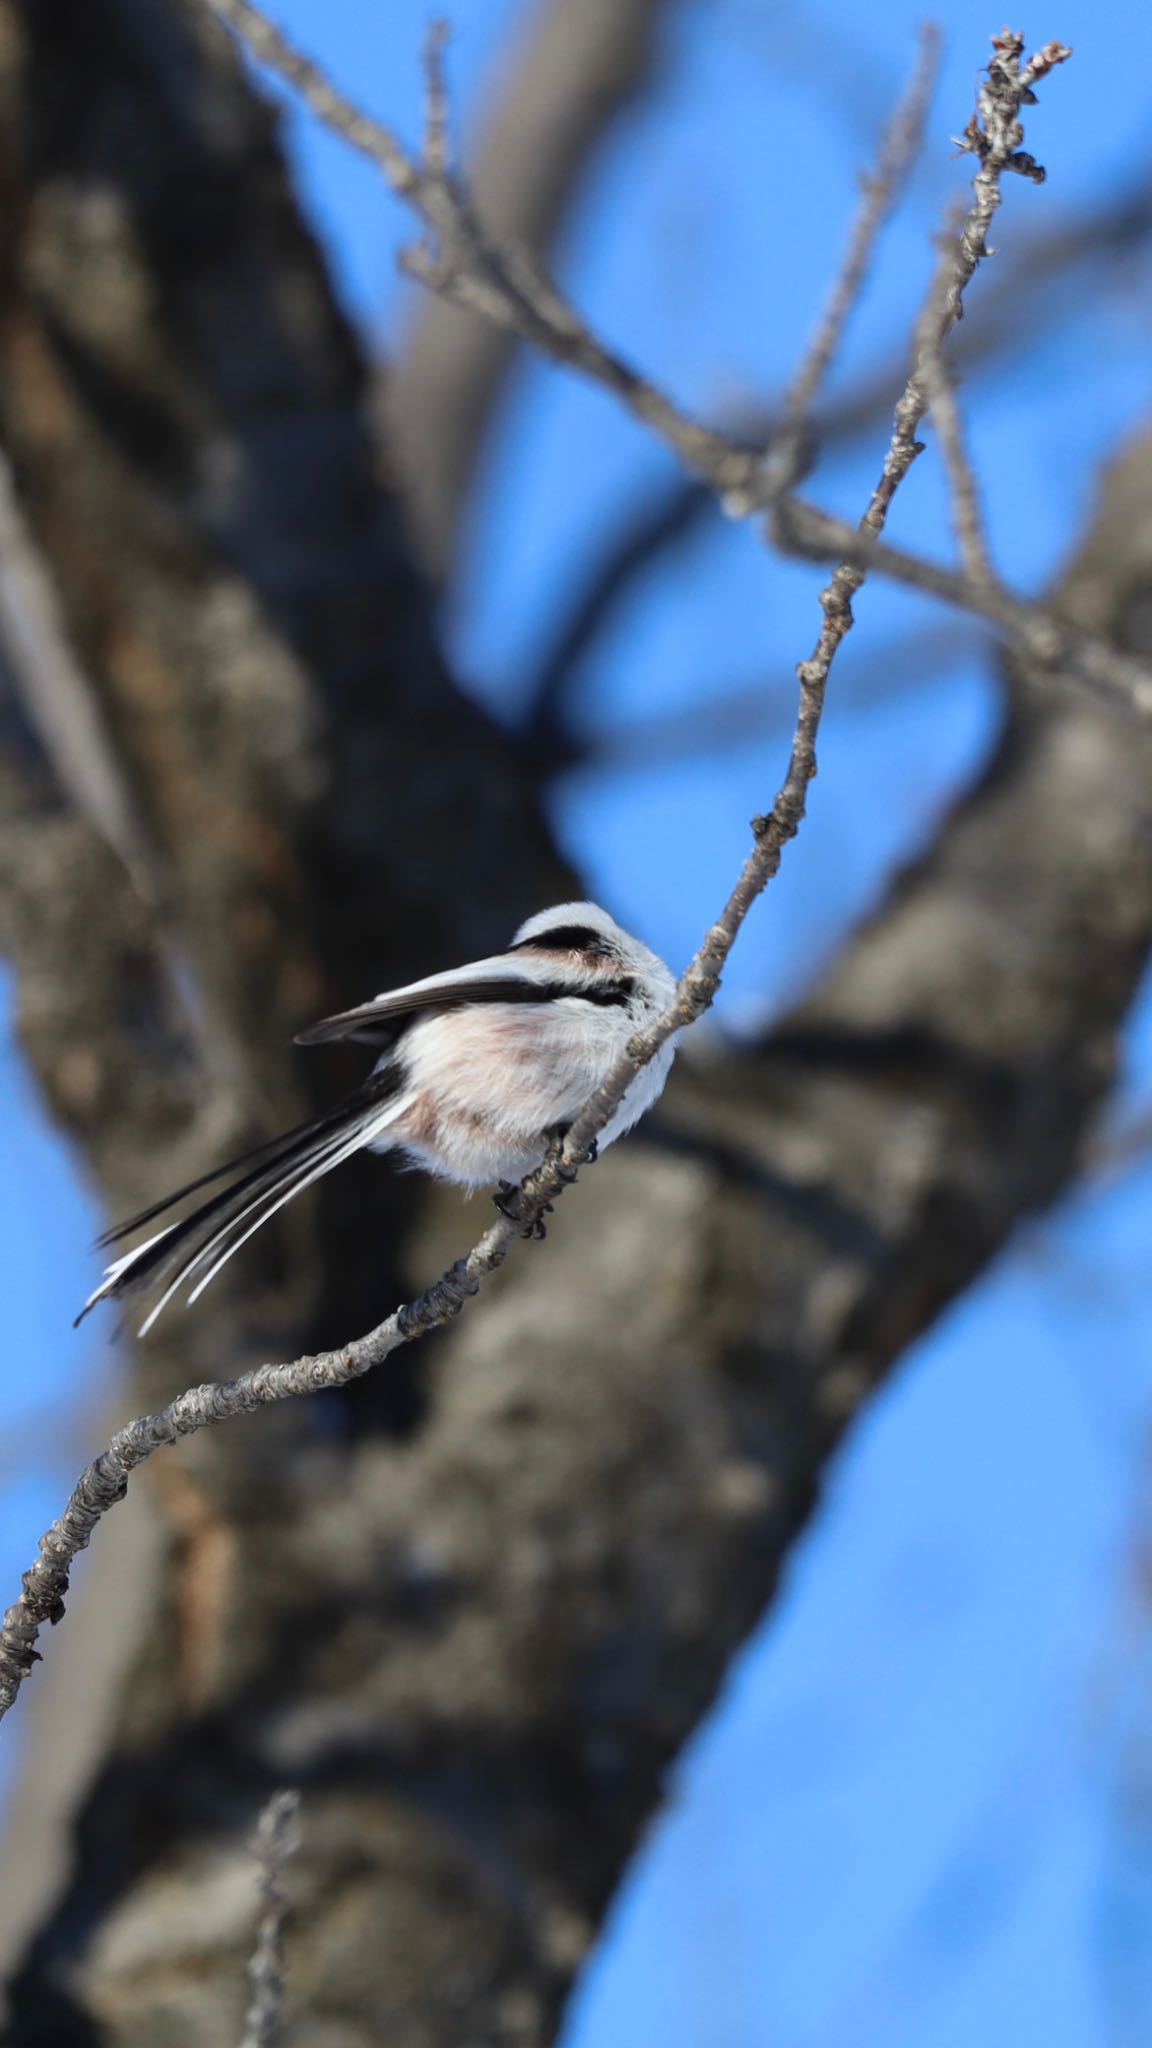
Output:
[294, 975, 567, 1047]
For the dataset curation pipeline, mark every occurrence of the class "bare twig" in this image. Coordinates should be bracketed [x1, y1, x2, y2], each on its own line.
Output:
[920, 328, 996, 583]
[743, 28, 1073, 841]
[858, 32, 1070, 547]
[766, 37, 1152, 712]
[774, 496, 1152, 713]
[912, 196, 997, 582]
[904, 36, 1075, 591]
[778, 24, 940, 444]
[388, 0, 671, 572]
[518, 25, 937, 759]
[240, 1789, 301, 2048]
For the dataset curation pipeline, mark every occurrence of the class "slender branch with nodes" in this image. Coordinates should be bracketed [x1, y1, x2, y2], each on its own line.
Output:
[905, 186, 1001, 591]
[765, 23, 941, 487]
[855, 30, 1073, 587]
[0, 27, 1085, 1720]
[772, 499, 1152, 714]
[918, 302, 997, 587]
[239, 1789, 301, 2048]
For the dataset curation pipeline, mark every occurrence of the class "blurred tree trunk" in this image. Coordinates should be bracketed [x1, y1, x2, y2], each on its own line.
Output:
[3, 3, 1152, 2045]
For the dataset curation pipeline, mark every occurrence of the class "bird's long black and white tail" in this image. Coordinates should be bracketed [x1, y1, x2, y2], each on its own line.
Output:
[77, 1072, 403, 1335]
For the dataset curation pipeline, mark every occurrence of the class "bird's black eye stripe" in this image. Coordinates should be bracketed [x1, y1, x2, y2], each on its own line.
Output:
[511, 923, 618, 958]
[434, 977, 634, 1008]
[571, 979, 633, 1008]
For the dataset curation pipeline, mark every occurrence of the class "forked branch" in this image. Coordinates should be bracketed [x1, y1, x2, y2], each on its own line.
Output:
[202, 6, 1147, 721]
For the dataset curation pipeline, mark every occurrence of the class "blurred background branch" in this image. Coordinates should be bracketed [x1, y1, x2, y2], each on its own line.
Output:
[516, 164, 1152, 763]
[240, 1788, 300, 2048]
[385, 0, 677, 576]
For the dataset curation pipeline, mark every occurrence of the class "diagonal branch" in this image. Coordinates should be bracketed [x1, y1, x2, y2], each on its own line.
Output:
[520, 19, 939, 762]
[776, 23, 940, 446]
[0, 28, 1068, 1723]
[773, 496, 1152, 713]
[387, 0, 675, 574]
[912, 205, 998, 587]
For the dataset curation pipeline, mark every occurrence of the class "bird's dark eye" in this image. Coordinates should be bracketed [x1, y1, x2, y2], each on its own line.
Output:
[512, 923, 617, 958]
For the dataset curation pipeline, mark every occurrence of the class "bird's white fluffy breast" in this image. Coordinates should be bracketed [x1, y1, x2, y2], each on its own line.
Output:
[400, 998, 624, 1139]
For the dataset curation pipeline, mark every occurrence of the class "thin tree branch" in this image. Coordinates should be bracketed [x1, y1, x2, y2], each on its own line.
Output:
[892, 33, 1068, 589]
[920, 330, 997, 585]
[519, 22, 939, 762]
[842, 28, 1070, 578]
[910, 192, 997, 585]
[0, 26, 1069, 1724]
[773, 496, 1152, 712]
[777, 23, 940, 444]
[830, 31, 1070, 562]
[240, 1789, 301, 2048]
[388, 0, 674, 573]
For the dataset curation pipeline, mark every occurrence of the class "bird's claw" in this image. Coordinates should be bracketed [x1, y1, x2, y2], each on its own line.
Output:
[543, 1126, 597, 1183]
[495, 1119, 602, 1235]
[493, 1182, 551, 1240]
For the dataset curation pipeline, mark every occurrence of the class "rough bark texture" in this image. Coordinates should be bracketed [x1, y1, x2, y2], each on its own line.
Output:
[3, 3, 1152, 2045]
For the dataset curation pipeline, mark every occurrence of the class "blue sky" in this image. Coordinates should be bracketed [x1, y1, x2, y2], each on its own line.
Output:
[4, 2, 1152, 2041]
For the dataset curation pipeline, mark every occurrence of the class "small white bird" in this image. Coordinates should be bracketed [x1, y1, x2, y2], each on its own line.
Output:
[78, 902, 679, 1334]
